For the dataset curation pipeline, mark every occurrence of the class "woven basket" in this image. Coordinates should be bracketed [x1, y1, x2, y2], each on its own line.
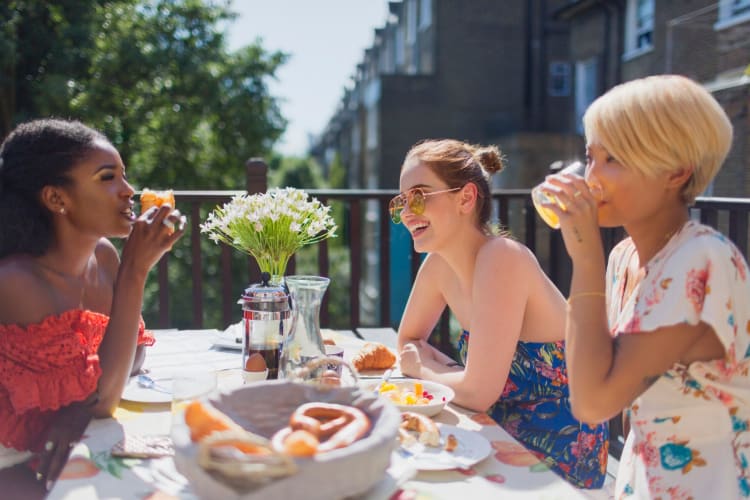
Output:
[173, 380, 401, 500]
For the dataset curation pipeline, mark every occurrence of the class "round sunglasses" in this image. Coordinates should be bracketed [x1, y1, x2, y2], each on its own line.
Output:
[388, 187, 461, 224]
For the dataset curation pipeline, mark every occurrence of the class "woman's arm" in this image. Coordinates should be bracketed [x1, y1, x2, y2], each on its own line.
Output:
[397, 254, 449, 352]
[550, 176, 725, 423]
[403, 241, 534, 411]
[130, 344, 146, 376]
[92, 206, 184, 417]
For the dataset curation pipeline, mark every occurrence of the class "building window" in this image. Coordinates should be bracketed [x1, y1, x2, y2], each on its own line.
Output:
[406, 0, 417, 44]
[395, 25, 405, 68]
[730, 0, 750, 17]
[575, 58, 598, 134]
[419, 0, 432, 30]
[366, 106, 378, 150]
[717, 0, 750, 28]
[624, 0, 654, 59]
[548, 62, 571, 97]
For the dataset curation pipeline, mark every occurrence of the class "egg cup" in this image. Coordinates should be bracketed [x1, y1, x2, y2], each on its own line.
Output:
[242, 369, 269, 384]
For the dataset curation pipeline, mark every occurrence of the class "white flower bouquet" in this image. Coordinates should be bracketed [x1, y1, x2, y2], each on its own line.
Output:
[200, 187, 337, 280]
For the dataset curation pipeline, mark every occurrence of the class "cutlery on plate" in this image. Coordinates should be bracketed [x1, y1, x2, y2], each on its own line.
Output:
[136, 374, 171, 394]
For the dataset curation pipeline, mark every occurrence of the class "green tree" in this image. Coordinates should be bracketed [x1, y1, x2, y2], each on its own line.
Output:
[270, 156, 325, 189]
[70, 0, 287, 190]
[1, 0, 291, 328]
[0, 0, 117, 136]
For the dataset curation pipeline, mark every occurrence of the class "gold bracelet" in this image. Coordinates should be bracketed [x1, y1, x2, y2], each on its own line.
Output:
[567, 291, 606, 305]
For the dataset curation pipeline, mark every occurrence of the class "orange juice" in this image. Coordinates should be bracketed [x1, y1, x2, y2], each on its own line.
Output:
[532, 191, 566, 229]
[531, 162, 586, 229]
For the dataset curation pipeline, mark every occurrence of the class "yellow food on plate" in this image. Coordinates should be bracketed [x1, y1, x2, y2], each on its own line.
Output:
[140, 188, 175, 213]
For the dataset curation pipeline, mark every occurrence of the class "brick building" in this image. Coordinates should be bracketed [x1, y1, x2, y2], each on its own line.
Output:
[311, 0, 579, 191]
[310, 0, 749, 325]
[556, 0, 749, 197]
[313, 0, 749, 196]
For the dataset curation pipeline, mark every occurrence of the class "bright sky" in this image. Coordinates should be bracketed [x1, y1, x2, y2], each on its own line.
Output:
[225, 0, 390, 157]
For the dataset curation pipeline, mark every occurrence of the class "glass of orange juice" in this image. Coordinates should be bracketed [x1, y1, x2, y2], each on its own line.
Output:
[531, 161, 586, 229]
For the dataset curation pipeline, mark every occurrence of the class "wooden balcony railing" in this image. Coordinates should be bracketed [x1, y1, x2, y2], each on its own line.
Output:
[154, 188, 750, 334]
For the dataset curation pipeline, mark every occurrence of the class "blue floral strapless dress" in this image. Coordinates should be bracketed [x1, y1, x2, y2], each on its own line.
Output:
[457, 330, 608, 488]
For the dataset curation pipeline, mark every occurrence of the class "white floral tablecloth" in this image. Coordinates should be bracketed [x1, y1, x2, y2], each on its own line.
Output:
[47, 329, 613, 500]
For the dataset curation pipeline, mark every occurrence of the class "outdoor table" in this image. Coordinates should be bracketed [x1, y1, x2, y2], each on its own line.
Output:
[46, 329, 613, 499]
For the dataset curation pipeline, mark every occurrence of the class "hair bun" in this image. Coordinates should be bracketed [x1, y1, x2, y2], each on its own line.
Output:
[475, 145, 504, 174]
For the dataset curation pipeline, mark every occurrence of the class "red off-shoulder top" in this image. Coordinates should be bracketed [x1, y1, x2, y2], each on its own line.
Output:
[0, 309, 154, 451]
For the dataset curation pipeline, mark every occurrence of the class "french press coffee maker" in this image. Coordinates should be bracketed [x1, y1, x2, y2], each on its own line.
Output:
[237, 272, 291, 380]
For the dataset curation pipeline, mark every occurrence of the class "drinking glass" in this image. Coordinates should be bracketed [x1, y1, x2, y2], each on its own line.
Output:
[531, 161, 586, 229]
[170, 370, 218, 429]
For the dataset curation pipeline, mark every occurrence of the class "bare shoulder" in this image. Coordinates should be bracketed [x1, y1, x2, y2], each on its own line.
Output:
[0, 256, 56, 325]
[476, 237, 538, 269]
[417, 252, 454, 284]
[94, 238, 121, 279]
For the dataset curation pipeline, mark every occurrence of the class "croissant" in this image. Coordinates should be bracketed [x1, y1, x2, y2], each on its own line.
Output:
[351, 342, 396, 371]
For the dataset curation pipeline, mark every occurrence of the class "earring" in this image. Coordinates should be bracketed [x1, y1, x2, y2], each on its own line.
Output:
[59, 208, 66, 215]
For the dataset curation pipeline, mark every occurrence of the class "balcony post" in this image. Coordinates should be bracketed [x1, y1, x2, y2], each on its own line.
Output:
[246, 158, 268, 194]
[244, 158, 267, 285]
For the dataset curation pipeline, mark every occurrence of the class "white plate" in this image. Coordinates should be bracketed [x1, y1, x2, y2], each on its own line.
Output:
[399, 424, 491, 471]
[361, 379, 455, 417]
[212, 323, 243, 351]
[121, 376, 173, 403]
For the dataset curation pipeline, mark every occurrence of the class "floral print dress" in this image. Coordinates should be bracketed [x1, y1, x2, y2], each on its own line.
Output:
[609, 221, 750, 498]
[457, 331, 608, 488]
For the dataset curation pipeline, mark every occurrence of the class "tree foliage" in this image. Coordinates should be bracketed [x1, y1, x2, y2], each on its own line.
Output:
[1, 0, 288, 190]
[1, 0, 293, 328]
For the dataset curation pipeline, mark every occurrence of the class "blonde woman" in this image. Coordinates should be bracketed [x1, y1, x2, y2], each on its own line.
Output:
[395, 139, 608, 488]
[540, 75, 750, 497]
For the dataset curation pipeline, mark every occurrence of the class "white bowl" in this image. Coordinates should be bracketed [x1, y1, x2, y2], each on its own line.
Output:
[361, 378, 454, 417]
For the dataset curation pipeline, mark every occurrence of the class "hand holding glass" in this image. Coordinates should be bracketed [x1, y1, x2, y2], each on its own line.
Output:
[531, 162, 587, 229]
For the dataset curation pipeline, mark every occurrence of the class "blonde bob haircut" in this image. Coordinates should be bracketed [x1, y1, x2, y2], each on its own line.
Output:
[583, 74, 733, 204]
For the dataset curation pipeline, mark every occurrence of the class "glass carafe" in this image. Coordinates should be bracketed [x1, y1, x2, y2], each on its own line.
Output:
[279, 275, 330, 379]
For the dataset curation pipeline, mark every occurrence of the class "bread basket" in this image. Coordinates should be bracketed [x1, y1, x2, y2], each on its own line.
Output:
[173, 378, 401, 500]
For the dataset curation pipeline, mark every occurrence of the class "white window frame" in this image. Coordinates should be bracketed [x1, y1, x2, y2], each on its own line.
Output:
[715, 0, 750, 30]
[623, 0, 654, 60]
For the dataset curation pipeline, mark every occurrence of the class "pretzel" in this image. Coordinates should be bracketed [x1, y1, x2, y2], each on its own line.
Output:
[271, 402, 372, 456]
[198, 430, 297, 483]
[400, 411, 440, 447]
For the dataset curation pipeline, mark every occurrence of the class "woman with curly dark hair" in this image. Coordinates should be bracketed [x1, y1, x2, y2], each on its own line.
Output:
[0, 118, 184, 495]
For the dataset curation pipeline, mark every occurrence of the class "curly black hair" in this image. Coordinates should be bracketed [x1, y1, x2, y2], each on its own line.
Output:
[0, 118, 108, 258]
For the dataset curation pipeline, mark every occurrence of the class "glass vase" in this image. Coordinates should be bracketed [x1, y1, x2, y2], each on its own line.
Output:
[279, 275, 330, 379]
